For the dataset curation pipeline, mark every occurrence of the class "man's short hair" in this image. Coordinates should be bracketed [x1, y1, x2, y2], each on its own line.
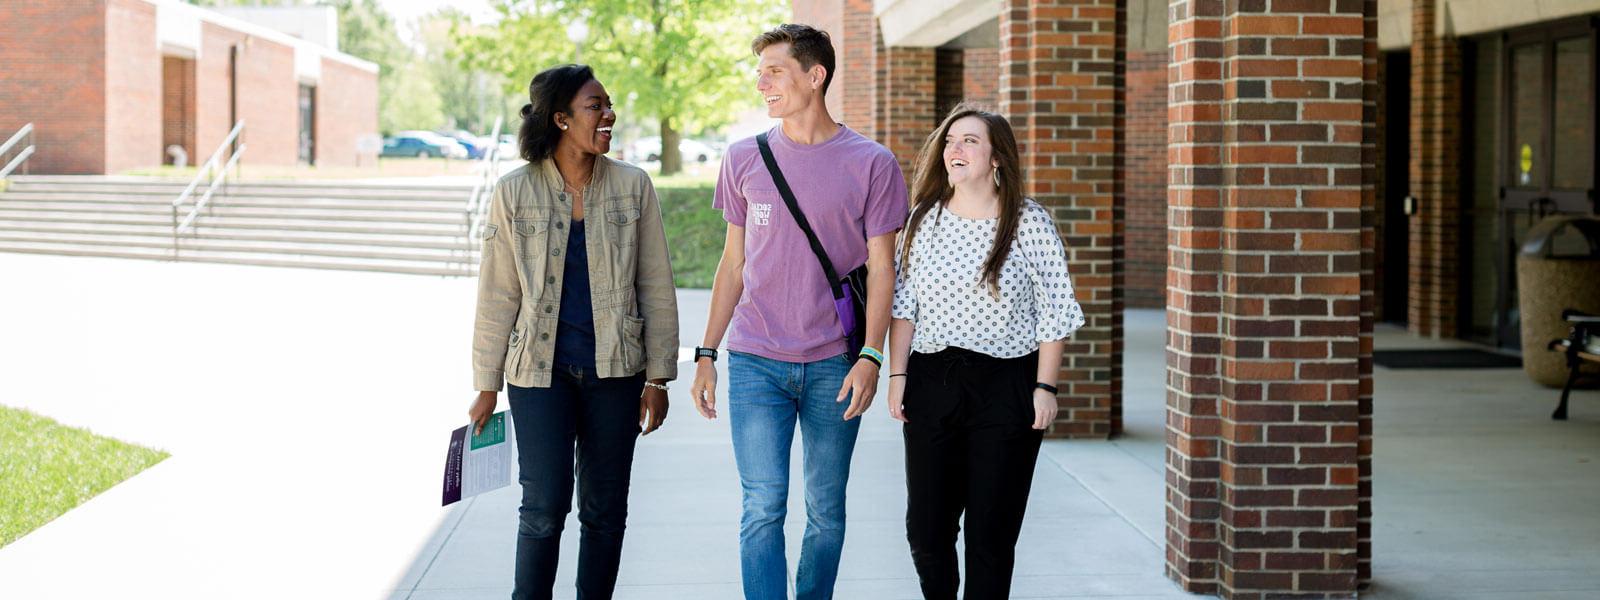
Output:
[751, 24, 836, 95]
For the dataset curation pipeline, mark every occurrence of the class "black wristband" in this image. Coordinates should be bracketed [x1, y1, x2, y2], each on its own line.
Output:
[1035, 382, 1059, 395]
[694, 347, 718, 362]
[889, 373, 908, 378]
[858, 353, 882, 368]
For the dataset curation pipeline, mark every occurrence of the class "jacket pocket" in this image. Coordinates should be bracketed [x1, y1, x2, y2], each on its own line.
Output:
[513, 215, 551, 287]
[605, 205, 640, 248]
[620, 314, 645, 372]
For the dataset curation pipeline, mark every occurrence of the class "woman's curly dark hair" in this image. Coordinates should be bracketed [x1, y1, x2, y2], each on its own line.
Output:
[519, 64, 595, 163]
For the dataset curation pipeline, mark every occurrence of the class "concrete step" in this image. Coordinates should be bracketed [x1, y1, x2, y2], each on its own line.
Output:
[0, 176, 486, 277]
[0, 241, 477, 277]
[8, 174, 476, 192]
[0, 191, 468, 210]
[0, 214, 466, 236]
[0, 223, 478, 250]
[0, 232, 480, 265]
[0, 203, 471, 225]
[3, 186, 472, 203]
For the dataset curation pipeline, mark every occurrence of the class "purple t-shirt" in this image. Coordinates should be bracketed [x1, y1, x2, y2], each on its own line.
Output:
[713, 125, 909, 363]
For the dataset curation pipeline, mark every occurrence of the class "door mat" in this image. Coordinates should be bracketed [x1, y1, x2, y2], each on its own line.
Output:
[1373, 349, 1523, 369]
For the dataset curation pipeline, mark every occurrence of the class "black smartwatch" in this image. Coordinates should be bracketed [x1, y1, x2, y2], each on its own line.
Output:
[694, 346, 719, 363]
[1035, 382, 1059, 395]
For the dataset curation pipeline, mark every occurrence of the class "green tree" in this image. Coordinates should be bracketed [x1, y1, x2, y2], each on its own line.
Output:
[419, 11, 505, 135]
[458, 0, 785, 174]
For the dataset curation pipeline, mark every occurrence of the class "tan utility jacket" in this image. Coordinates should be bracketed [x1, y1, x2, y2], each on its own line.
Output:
[473, 157, 679, 390]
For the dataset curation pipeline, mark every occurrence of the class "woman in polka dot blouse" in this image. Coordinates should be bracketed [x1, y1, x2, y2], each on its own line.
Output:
[886, 103, 1086, 600]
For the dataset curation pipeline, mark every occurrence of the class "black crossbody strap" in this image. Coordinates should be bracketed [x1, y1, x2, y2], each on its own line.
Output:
[756, 132, 846, 300]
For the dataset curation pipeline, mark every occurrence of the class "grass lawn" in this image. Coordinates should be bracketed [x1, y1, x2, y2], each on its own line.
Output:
[648, 164, 722, 289]
[0, 405, 168, 547]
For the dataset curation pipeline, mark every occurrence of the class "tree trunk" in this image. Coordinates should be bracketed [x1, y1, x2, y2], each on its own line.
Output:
[660, 117, 682, 176]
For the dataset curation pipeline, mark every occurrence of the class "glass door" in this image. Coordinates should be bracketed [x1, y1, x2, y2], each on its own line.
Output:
[1498, 22, 1596, 348]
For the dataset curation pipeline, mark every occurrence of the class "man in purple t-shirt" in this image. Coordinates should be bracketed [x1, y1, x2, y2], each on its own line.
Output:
[687, 23, 908, 600]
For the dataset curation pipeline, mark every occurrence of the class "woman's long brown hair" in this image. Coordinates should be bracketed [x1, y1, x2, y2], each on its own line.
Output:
[899, 103, 1025, 296]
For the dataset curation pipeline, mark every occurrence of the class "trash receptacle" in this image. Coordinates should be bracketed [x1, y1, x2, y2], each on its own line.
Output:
[1517, 215, 1600, 386]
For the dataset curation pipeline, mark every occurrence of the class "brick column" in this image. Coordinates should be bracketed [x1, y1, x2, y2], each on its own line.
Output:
[880, 46, 936, 176]
[1000, 0, 1126, 438]
[1165, 0, 1376, 597]
[840, 0, 878, 140]
[1407, 0, 1460, 338]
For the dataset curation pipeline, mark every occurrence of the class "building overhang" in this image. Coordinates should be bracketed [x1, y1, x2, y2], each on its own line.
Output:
[874, 0, 997, 48]
[875, 0, 1167, 53]
[1380, 0, 1600, 51]
[143, 0, 378, 75]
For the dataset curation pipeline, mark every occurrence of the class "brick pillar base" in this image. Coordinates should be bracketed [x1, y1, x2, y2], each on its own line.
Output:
[1000, 0, 1125, 439]
[1166, 0, 1376, 597]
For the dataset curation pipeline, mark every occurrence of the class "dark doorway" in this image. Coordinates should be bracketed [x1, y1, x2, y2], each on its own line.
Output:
[298, 84, 316, 165]
[1383, 51, 1411, 324]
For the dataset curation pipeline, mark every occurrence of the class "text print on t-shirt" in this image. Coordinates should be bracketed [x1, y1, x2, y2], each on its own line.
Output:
[751, 202, 773, 226]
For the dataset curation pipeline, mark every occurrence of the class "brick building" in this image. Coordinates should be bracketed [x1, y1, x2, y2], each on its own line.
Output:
[785, 0, 1600, 597]
[0, 0, 379, 175]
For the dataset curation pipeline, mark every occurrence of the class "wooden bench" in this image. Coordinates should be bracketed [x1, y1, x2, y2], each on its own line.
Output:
[1547, 309, 1600, 420]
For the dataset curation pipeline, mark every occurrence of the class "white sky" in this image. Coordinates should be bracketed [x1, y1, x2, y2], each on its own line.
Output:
[377, 0, 500, 44]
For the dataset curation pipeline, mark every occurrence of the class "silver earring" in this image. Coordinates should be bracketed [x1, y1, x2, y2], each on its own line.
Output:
[992, 168, 1000, 189]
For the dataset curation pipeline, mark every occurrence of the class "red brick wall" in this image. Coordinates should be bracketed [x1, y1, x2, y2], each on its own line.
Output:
[790, 0, 845, 122]
[1165, 0, 1376, 596]
[315, 59, 379, 168]
[104, 0, 161, 173]
[0, 0, 107, 175]
[163, 56, 198, 166]
[882, 47, 936, 178]
[1000, 0, 1125, 439]
[1408, 0, 1460, 337]
[1126, 49, 1168, 309]
[962, 48, 999, 109]
[196, 24, 299, 168]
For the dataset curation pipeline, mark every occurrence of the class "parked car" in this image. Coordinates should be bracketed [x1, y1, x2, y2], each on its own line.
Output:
[629, 137, 720, 163]
[381, 135, 457, 159]
[396, 131, 469, 159]
[441, 130, 490, 159]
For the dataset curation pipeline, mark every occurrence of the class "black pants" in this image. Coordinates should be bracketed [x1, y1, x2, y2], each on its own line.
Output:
[507, 365, 644, 600]
[903, 347, 1044, 600]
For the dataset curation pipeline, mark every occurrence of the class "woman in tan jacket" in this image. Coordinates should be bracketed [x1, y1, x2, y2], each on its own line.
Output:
[468, 64, 680, 600]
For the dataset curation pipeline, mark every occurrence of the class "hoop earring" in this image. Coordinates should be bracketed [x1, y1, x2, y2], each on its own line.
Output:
[991, 168, 1000, 189]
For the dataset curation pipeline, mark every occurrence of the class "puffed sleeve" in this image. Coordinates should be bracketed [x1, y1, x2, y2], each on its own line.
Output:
[1018, 200, 1085, 342]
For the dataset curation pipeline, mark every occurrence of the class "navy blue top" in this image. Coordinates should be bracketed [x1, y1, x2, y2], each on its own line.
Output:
[553, 219, 596, 369]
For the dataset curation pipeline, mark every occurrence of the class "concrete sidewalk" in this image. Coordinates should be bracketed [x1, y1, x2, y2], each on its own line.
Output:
[2, 252, 1598, 599]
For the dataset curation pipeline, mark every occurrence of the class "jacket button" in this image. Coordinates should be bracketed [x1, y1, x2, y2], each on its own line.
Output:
[552, 248, 561, 256]
[546, 276, 556, 284]
[555, 222, 564, 230]
[558, 193, 568, 202]
[540, 333, 550, 341]
[544, 306, 553, 313]
[538, 361, 548, 369]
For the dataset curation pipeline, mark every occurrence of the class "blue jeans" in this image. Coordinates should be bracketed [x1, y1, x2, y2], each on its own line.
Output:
[728, 351, 862, 600]
[507, 365, 645, 600]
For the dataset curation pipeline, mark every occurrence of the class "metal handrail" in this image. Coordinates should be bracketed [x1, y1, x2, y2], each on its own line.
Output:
[171, 121, 245, 257]
[0, 123, 35, 180]
[176, 144, 246, 232]
[464, 117, 505, 262]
